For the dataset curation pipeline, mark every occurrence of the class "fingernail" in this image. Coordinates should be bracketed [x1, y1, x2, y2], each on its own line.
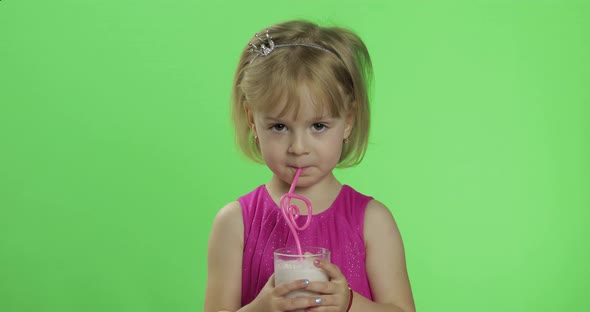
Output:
[302, 279, 309, 285]
[313, 259, 320, 266]
[315, 297, 322, 305]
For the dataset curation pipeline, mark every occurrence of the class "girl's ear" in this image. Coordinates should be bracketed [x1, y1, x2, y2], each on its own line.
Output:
[344, 111, 355, 139]
[244, 102, 257, 135]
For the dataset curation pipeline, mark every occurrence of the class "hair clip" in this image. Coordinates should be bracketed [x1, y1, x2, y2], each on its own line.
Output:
[249, 30, 275, 57]
[247, 29, 336, 64]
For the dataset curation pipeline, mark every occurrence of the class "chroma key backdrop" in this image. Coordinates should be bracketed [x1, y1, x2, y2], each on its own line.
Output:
[1, 0, 588, 311]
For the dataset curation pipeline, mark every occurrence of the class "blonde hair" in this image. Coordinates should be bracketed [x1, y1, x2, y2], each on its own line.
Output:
[231, 20, 373, 168]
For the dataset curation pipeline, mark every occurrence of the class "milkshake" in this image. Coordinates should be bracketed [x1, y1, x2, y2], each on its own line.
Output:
[274, 246, 330, 302]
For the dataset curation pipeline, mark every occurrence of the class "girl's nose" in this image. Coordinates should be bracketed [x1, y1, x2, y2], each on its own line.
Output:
[287, 133, 308, 155]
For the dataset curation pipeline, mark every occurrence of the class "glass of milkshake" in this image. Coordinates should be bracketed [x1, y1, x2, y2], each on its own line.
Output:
[274, 246, 330, 302]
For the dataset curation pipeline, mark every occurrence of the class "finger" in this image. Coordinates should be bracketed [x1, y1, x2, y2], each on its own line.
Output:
[283, 294, 331, 311]
[313, 259, 345, 281]
[273, 278, 310, 297]
[305, 280, 338, 294]
[303, 284, 350, 311]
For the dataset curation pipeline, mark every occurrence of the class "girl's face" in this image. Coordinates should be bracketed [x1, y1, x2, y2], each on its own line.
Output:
[249, 98, 353, 189]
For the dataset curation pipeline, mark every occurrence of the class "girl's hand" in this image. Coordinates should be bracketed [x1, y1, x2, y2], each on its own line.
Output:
[303, 260, 352, 312]
[251, 274, 318, 312]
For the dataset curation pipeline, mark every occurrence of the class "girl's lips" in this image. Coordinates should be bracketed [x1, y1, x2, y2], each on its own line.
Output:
[289, 166, 309, 170]
[288, 166, 310, 175]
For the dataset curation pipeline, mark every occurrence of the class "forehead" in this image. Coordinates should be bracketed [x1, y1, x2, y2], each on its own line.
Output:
[269, 84, 328, 119]
[251, 78, 342, 121]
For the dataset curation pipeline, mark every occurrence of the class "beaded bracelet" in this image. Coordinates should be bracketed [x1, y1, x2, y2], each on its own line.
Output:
[346, 285, 353, 312]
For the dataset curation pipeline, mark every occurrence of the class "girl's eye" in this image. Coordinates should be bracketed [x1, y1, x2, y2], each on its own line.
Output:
[312, 123, 327, 131]
[271, 124, 287, 132]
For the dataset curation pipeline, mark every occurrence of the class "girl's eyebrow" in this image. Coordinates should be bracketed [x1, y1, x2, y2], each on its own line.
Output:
[262, 115, 334, 122]
[310, 116, 334, 121]
[261, 116, 283, 122]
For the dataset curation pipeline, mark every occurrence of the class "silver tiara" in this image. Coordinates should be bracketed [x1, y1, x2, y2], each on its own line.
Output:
[248, 29, 335, 63]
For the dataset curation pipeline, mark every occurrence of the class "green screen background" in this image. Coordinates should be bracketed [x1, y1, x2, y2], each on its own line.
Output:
[1, 0, 588, 311]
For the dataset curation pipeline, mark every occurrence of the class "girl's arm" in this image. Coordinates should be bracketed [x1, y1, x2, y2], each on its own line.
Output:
[360, 199, 416, 312]
[204, 201, 244, 312]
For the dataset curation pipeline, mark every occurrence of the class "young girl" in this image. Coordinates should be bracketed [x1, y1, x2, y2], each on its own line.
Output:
[205, 20, 415, 312]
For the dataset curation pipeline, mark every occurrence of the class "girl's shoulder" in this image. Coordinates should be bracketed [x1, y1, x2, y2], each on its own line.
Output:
[211, 201, 244, 245]
[365, 198, 390, 214]
[364, 198, 397, 225]
[363, 198, 402, 246]
[216, 200, 242, 219]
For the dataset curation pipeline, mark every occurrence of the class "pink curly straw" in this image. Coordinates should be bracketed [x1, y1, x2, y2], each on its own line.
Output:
[279, 168, 312, 256]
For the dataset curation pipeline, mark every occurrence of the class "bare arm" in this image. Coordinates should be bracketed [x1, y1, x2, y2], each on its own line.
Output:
[353, 200, 415, 312]
[204, 201, 244, 312]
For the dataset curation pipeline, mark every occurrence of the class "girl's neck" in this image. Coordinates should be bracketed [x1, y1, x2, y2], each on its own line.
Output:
[266, 172, 342, 215]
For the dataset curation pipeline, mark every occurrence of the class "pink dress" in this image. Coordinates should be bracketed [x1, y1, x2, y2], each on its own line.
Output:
[239, 184, 374, 306]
